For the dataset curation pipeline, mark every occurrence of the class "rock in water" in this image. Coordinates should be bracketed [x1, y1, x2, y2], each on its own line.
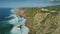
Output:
[21, 26, 30, 34]
[11, 25, 29, 34]
[0, 8, 29, 34]
[10, 26, 21, 34]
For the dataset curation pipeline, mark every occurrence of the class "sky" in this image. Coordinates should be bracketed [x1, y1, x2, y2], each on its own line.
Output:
[0, 0, 60, 8]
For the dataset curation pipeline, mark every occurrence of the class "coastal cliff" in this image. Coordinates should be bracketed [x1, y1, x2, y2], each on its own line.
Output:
[17, 5, 60, 34]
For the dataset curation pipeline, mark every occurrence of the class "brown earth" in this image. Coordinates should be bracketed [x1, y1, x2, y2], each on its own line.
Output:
[16, 6, 60, 34]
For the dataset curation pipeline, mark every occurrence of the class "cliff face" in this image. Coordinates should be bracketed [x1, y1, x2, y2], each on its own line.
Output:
[17, 5, 60, 34]
[33, 13, 60, 34]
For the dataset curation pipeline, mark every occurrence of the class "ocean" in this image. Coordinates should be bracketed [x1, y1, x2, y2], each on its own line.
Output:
[0, 8, 29, 34]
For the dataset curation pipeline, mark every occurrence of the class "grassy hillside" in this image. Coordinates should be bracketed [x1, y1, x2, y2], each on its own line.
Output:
[18, 5, 60, 34]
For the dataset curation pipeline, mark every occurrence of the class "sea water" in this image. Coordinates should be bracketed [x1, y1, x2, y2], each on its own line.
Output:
[0, 8, 29, 34]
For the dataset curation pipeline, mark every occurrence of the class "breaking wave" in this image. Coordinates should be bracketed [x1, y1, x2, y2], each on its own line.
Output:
[0, 8, 29, 34]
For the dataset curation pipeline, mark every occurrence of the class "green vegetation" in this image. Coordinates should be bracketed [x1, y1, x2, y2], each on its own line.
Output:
[23, 5, 60, 34]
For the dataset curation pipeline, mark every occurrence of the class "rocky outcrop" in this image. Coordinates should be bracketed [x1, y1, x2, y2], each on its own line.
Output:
[17, 7, 60, 34]
[33, 12, 60, 34]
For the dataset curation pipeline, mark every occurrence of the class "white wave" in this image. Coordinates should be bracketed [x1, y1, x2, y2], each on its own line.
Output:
[11, 25, 29, 34]
[21, 25, 30, 34]
[10, 26, 21, 34]
[9, 9, 30, 34]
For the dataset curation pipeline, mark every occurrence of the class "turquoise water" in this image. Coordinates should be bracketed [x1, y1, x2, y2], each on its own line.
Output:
[0, 8, 29, 34]
[0, 8, 13, 34]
